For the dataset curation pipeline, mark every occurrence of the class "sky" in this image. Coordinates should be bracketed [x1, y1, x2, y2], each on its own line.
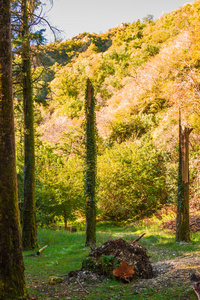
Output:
[42, 0, 193, 42]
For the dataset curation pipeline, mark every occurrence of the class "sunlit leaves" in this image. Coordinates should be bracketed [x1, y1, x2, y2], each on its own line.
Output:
[97, 138, 167, 221]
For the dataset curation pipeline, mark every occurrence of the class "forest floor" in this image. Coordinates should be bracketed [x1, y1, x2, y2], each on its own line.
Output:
[27, 254, 200, 299]
[25, 210, 200, 300]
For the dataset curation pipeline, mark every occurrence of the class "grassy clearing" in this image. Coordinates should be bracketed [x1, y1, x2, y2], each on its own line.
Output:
[24, 217, 200, 299]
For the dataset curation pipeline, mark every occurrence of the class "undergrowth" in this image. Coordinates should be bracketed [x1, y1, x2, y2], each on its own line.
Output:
[24, 215, 200, 299]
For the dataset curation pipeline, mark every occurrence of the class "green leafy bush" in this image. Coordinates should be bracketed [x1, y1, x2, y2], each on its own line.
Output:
[35, 142, 84, 227]
[109, 114, 159, 143]
[97, 138, 167, 221]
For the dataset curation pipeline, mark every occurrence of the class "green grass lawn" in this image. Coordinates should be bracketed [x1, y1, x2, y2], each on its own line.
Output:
[24, 219, 200, 299]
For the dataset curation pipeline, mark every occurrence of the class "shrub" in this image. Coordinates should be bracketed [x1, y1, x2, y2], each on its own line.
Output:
[97, 137, 167, 221]
[109, 114, 159, 143]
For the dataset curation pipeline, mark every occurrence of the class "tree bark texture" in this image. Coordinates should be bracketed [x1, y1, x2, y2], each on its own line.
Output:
[0, 1, 28, 298]
[85, 79, 97, 247]
[63, 209, 68, 230]
[176, 112, 193, 242]
[21, 0, 37, 250]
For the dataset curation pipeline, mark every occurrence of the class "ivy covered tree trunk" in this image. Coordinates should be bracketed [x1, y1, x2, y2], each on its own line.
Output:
[85, 79, 97, 247]
[21, 0, 37, 250]
[0, 1, 28, 298]
[176, 110, 192, 242]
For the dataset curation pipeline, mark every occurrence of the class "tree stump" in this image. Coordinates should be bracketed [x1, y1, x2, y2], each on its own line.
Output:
[176, 109, 193, 242]
[82, 238, 153, 280]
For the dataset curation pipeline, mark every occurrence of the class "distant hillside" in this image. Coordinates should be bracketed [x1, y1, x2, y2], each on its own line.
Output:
[15, 0, 200, 223]
[37, 0, 200, 145]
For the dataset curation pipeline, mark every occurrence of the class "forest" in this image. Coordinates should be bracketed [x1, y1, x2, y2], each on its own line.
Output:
[14, 1, 200, 226]
[1, 0, 200, 299]
[15, 1, 200, 227]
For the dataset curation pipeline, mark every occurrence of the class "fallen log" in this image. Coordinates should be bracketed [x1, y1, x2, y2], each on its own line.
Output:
[37, 245, 48, 255]
[26, 245, 48, 257]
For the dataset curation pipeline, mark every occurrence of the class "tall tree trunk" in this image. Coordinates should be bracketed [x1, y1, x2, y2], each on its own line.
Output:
[0, 1, 28, 298]
[85, 79, 97, 247]
[176, 109, 192, 242]
[21, 0, 37, 250]
[63, 210, 68, 230]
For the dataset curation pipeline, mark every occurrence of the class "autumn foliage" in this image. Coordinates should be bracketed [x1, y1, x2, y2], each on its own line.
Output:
[113, 262, 135, 282]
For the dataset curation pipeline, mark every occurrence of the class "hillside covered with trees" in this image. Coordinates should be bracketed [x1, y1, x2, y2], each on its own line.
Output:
[14, 0, 200, 227]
